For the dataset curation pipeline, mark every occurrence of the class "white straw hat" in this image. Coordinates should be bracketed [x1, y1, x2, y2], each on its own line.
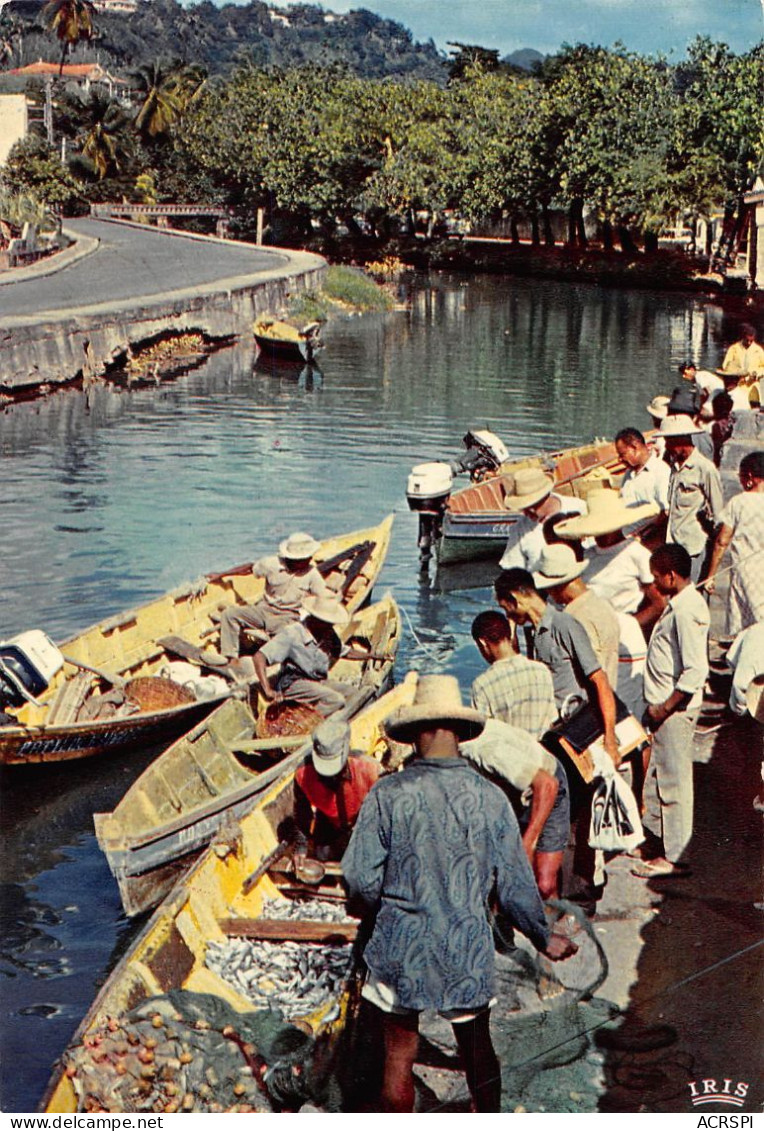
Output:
[556, 489, 659, 539]
[503, 468, 555, 511]
[532, 543, 587, 589]
[645, 395, 670, 419]
[302, 595, 350, 627]
[279, 532, 321, 561]
[383, 674, 485, 744]
[311, 716, 351, 776]
[659, 414, 704, 437]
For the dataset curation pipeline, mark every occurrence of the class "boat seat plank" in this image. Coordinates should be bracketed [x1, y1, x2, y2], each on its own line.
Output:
[220, 918, 357, 942]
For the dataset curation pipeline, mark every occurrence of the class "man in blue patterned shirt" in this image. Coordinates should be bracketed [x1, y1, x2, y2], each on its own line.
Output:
[342, 675, 575, 1113]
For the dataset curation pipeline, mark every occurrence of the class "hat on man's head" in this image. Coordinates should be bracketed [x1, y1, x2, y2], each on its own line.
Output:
[645, 395, 670, 420]
[311, 716, 350, 776]
[745, 676, 764, 726]
[659, 414, 704, 437]
[503, 468, 555, 511]
[715, 369, 745, 382]
[532, 543, 587, 589]
[279, 532, 321, 561]
[383, 674, 485, 744]
[302, 594, 350, 627]
[556, 489, 659, 539]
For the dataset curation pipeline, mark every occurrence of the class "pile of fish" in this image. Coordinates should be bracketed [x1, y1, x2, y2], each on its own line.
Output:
[206, 898, 356, 1018]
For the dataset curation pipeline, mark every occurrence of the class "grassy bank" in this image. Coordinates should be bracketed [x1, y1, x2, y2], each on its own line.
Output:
[287, 264, 394, 324]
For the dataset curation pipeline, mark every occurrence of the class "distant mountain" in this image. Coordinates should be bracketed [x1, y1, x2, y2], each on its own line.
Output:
[1, 0, 448, 82]
[503, 47, 545, 71]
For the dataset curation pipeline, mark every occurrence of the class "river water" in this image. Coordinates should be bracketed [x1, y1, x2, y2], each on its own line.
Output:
[0, 271, 734, 1110]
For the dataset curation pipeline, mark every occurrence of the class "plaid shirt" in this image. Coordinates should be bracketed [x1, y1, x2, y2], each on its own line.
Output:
[471, 654, 556, 739]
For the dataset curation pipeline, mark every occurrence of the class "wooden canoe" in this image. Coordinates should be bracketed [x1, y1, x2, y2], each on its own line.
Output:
[42, 674, 419, 1115]
[253, 318, 324, 363]
[0, 514, 394, 765]
[439, 436, 630, 563]
[94, 594, 401, 917]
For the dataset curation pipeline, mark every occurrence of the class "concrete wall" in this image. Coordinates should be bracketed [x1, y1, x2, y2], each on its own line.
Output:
[0, 93, 28, 166]
[0, 244, 326, 392]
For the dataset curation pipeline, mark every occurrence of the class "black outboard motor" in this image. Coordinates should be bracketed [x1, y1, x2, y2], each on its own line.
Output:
[0, 631, 64, 714]
[452, 430, 510, 478]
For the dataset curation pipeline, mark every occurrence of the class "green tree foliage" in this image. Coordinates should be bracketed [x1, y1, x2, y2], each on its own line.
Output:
[2, 135, 86, 213]
[133, 59, 207, 141]
[42, 0, 96, 73]
[72, 88, 130, 179]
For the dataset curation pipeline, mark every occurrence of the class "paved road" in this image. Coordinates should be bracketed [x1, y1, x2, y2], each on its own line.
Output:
[0, 218, 288, 320]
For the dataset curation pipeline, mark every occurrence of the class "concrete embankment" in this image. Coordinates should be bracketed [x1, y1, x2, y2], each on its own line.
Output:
[0, 219, 326, 393]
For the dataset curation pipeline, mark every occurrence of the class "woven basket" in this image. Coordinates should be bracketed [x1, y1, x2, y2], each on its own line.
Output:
[125, 676, 196, 712]
[256, 699, 322, 739]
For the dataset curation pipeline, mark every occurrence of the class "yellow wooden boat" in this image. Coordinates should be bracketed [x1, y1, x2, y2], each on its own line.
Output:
[0, 514, 394, 766]
[253, 317, 324, 363]
[43, 674, 418, 1115]
[94, 594, 401, 917]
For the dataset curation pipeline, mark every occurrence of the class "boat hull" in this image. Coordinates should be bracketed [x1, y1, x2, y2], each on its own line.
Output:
[1, 515, 394, 766]
[42, 676, 418, 1115]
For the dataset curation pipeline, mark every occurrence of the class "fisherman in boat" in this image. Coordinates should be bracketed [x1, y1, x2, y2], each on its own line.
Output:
[470, 610, 556, 738]
[253, 595, 352, 716]
[342, 676, 576, 1114]
[292, 716, 380, 863]
[498, 468, 587, 572]
[219, 532, 327, 659]
[614, 427, 671, 513]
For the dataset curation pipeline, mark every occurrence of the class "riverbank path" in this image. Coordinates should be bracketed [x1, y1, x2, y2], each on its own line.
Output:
[0, 218, 288, 319]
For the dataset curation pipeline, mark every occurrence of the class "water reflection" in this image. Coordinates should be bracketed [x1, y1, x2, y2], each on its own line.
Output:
[0, 272, 737, 1111]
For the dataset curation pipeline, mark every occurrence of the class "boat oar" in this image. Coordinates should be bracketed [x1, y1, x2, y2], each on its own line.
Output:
[231, 733, 307, 756]
[242, 837, 294, 895]
[62, 656, 126, 690]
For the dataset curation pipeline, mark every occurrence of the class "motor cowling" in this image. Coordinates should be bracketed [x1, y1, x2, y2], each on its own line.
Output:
[455, 430, 510, 478]
[0, 630, 64, 710]
[406, 461, 454, 513]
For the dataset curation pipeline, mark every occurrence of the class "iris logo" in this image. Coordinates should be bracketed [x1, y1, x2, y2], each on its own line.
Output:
[688, 1078, 749, 1107]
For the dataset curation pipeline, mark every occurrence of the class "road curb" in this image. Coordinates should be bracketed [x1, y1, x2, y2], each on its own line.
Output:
[0, 227, 100, 288]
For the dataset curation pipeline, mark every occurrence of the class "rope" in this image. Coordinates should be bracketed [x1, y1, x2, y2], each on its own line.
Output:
[398, 603, 451, 663]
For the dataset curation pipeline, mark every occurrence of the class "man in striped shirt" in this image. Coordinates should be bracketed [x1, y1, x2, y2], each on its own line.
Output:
[470, 610, 556, 739]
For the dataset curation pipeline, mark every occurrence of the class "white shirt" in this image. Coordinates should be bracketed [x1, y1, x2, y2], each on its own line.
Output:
[584, 539, 653, 615]
[644, 584, 710, 709]
[616, 612, 647, 719]
[461, 717, 557, 797]
[694, 370, 724, 399]
[619, 451, 670, 511]
[499, 493, 586, 571]
[727, 623, 764, 716]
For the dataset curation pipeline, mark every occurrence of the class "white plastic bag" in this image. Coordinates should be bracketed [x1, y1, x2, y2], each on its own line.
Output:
[589, 769, 644, 852]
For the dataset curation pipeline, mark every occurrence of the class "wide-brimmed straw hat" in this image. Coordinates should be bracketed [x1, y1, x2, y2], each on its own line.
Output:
[279, 531, 321, 561]
[715, 369, 746, 380]
[383, 674, 485, 744]
[645, 395, 670, 420]
[555, 489, 659, 539]
[745, 676, 764, 725]
[532, 543, 587, 589]
[311, 716, 350, 776]
[503, 468, 554, 511]
[659, 413, 704, 437]
[302, 594, 349, 627]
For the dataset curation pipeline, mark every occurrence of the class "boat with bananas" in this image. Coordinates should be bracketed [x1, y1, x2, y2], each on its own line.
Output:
[94, 593, 401, 917]
[42, 674, 418, 1115]
[407, 434, 640, 564]
[0, 514, 394, 766]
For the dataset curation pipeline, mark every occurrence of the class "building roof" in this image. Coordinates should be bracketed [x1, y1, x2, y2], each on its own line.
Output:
[5, 60, 126, 83]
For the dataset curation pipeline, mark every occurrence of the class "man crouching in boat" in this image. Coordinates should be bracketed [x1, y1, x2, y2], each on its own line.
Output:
[292, 717, 381, 863]
[342, 676, 576, 1113]
[219, 532, 327, 659]
[253, 595, 353, 716]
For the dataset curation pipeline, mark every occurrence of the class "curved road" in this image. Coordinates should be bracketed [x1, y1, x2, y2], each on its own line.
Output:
[0, 218, 289, 320]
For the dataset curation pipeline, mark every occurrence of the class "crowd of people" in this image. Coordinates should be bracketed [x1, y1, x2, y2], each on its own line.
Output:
[214, 322, 762, 1113]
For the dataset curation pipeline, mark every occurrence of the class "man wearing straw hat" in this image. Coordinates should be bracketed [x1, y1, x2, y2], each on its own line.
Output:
[555, 489, 664, 629]
[661, 414, 723, 584]
[219, 531, 327, 658]
[253, 594, 351, 716]
[498, 467, 586, 572]
[342, 675, 575, 1113]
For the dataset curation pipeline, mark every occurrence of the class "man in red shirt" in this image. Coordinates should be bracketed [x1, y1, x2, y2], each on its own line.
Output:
[293, 716, 380, 861]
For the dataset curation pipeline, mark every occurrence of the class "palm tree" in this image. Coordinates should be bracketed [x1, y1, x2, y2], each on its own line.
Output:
[42, 0, 96, 75]
[132, 60, 207, 141]
[74, 90, 129, 180]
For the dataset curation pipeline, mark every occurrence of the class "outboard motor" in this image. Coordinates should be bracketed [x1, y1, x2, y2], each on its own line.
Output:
[453, 430, 509, 478]
[406, 461, 454, 565]
[0, 631, 64, 713]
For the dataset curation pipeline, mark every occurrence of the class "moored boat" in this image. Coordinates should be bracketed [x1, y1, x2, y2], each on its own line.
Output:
[0, 515, 394, 766]
[94, 594, 401, 917]
[253, 317, 324, 363]
[408, 435, 635, 564]
[42, 674, 419, 1115]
